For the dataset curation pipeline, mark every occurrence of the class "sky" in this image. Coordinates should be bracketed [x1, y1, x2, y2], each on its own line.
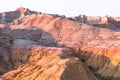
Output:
[0, 0, 120, 17]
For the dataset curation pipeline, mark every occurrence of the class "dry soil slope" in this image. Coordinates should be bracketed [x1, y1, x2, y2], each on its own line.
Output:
[0, 8, 120, 80]
[2, 43, 97, 80]
[12, 13, 120, 79]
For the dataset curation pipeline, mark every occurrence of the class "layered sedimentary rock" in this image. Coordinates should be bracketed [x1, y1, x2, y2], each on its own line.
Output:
[1, 41, 97, 80]
[0, 8, 120, 80]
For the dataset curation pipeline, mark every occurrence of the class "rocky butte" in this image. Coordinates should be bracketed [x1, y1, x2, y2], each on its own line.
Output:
[0, 7, 120, 80]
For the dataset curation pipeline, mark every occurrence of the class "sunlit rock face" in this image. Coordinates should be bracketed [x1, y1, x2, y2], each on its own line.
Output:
[2, 45, 97, 80]
[0, 8, 120, 80]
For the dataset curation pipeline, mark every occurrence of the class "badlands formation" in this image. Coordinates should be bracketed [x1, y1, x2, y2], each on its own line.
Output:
[0, 7, 120, 80]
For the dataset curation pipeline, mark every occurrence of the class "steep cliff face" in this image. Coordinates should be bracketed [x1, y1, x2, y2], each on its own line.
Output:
[1, 45, 97, 80]
[0, 8, 120, 80]
[76, 44, 120, 79]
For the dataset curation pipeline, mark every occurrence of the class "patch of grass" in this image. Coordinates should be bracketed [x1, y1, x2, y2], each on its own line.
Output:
[8, 38, 14, 44]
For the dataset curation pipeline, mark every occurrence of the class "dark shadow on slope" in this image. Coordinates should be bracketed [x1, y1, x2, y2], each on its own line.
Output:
[68, 16, 120, 32]
[0, 11, 21, 24]
[0, 26, 63, 75]
[0, 26, 119, 80]
[0, 8, 39, 24]
[0, 26, 59, 47]
[60, 52, 98, 80]
[93, 17, 120, 32]
[60, 48, 120, 80]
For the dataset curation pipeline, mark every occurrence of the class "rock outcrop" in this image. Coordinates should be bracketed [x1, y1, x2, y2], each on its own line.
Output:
[2, 45, 97, 80]
[0, 7, 39, 24]
[0, 8, 120, 80]
[69, 15, 120, 26]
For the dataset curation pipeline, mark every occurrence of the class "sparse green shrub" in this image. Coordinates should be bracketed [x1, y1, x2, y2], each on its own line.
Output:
[8, 38, 14, 44]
